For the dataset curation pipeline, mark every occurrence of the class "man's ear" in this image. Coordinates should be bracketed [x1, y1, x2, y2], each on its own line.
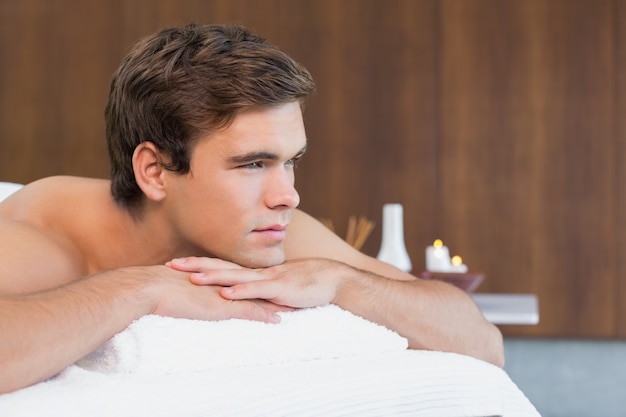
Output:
[132, 142, 168, 202]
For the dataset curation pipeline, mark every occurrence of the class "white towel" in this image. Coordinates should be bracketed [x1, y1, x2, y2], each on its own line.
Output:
[77, 304, 408, 374]
[0, 181, 23, 202]
[2, 350, 541, 417]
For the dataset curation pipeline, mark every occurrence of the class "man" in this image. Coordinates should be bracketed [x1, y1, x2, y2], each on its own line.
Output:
[0, 23, 503, 394]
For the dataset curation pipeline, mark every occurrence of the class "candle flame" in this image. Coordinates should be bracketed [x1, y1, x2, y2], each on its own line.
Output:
[451, 255, 463, 266]
[433, 239, 443, 248]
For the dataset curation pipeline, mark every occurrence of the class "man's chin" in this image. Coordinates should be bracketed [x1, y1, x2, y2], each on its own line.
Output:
[236, 249, 286, 269]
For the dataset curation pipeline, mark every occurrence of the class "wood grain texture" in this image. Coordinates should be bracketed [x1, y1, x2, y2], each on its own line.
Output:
[440, 0, 616, 337]
[0, 0, 120, 183]
[616, 0, 626, 338]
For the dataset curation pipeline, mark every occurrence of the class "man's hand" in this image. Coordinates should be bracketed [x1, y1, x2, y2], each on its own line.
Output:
[167, 257, 347, 309]
[146, 263, 288, 323]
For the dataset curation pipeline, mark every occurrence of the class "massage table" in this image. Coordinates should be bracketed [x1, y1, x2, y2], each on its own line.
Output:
[0, 182, 540, 416]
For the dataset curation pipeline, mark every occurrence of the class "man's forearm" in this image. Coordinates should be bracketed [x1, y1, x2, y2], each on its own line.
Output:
[333, 267, 505, 367]
[0, 268, 157, 394]
[168, 255, 505, 366]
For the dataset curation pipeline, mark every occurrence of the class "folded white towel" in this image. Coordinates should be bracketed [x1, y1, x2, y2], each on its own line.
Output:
[77, 304, 408, 375]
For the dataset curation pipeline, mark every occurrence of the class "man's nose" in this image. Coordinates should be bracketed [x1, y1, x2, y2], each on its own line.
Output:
[265, 169, 300, 209]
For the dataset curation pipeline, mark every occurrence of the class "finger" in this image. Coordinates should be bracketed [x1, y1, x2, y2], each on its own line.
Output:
[252, 299, 295, 313]
[220, 280, 282, 302]
[167, 256, 242, 273]
[190, 268, 265, 286]
[229, 300, 281, 324]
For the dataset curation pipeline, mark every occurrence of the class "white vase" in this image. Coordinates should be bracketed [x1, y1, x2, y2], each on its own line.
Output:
[376, 204, 412, 272]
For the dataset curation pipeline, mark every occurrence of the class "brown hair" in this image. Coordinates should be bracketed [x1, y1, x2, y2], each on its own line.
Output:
[105, 23, 316, 211]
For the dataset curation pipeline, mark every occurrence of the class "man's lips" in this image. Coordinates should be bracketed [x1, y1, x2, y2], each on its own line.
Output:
[253, 224, 288, 240]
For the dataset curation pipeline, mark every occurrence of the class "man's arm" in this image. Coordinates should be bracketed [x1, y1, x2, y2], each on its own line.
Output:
[0, 221, 283, 394]
[174, 209, 504, 367]
[289, 210, 504, 366]
[0, 265, 285, 394]
[0, 268, 156, 393]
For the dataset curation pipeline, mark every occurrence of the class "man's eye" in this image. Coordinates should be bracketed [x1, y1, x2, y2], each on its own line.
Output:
[241, 161, 263, 169]
[285, 158, 300, 168]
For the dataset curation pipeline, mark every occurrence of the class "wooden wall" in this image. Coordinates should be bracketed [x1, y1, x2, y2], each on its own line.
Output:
[0, 0, 624, 338]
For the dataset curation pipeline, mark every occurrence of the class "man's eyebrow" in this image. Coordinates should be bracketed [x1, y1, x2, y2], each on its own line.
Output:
[293, 145, 307, 158]
[228, 152, 278, 164]
[228, 145, 307, 164]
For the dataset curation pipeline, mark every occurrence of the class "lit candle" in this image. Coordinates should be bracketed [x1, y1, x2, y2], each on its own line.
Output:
[425, 239, 452, 272]
[449, 255, 468, 273]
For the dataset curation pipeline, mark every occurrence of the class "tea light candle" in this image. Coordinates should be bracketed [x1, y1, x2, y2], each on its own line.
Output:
[425, 239, 452, 272]
[449, 255, 468, 273]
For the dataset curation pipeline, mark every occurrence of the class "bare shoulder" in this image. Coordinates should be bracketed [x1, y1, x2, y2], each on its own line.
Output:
[286, 209, 374, 263]
[0, 219, 85, 293]
[0, 176, 107, 294]
[285, 209, 415, 281]
[285, 209, 345, 255]
[0, 176, 103, 207]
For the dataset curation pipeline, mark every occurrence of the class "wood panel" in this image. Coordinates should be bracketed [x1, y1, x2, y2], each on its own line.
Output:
[119, 0, 283, 45]
[0, 0, 121, 183]
[617, 0, 626, 338]
[440, 0, 616, 337]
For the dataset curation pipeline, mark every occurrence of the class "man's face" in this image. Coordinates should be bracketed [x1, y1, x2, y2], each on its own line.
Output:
[164, 102, 307, 268]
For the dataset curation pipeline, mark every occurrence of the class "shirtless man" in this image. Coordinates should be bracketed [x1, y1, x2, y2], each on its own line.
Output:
[0, 23, 503, 394]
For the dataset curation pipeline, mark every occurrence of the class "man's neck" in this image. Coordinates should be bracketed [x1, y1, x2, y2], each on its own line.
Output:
[87, 199, 202, 272]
